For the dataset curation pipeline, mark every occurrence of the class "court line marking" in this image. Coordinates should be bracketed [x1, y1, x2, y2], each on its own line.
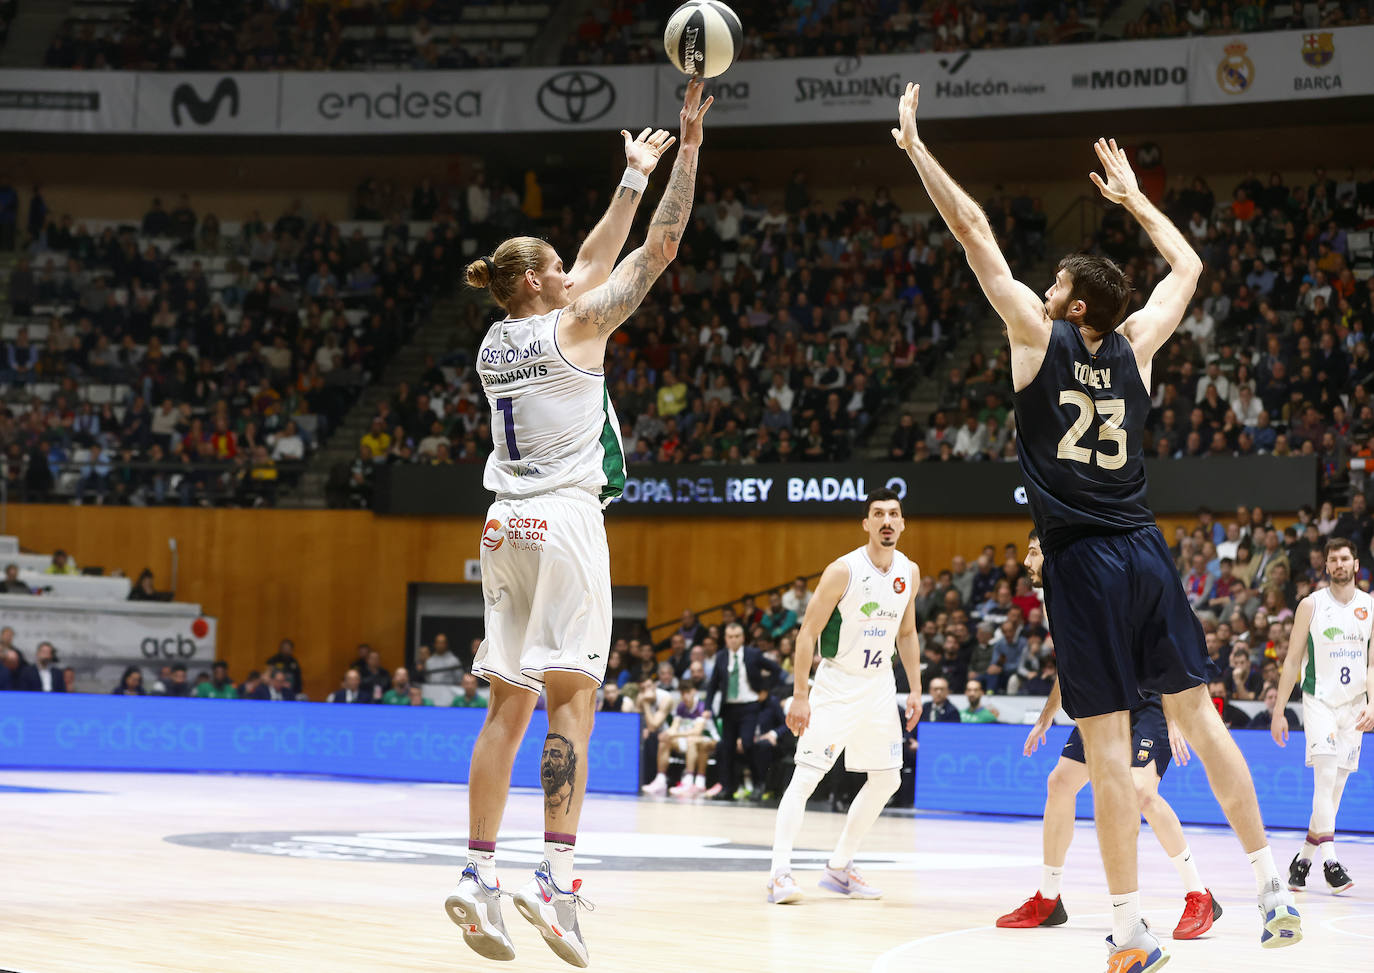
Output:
[870, 908, 1175, 973]
[1321, 912, 1374, 941]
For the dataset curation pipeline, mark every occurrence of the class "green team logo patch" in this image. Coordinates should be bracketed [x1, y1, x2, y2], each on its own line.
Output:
[860, 601, 880, 617]
[1323, 626, 1344, 641]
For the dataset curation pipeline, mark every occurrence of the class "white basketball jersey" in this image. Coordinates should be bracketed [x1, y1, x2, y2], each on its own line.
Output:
[1304, 585, 1373, 706]
[477, 309, 625, 502]
[817, 547, 914, 677]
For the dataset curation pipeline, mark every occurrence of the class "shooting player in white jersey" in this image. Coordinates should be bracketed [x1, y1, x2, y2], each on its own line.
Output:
[446, 81, 713, 968]
[1272, 536, 1374, 895]
[767, 488, 921, 904]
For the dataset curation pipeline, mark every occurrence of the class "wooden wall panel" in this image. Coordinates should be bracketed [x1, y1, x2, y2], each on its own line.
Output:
[0, 506, 1223, 698]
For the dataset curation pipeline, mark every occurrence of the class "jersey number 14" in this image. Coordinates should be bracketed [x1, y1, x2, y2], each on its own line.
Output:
[1056, 391, 1126, 471]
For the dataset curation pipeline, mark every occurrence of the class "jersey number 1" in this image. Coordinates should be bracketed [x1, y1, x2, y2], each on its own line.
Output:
[495, 396, 521, 460]
[1057, 391, 1126, 470]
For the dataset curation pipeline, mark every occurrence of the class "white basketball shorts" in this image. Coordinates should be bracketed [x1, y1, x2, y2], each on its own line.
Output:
[473, 487, 611, 694]
[793, 661, 902, 774]
[1302, 693, 1364, 772]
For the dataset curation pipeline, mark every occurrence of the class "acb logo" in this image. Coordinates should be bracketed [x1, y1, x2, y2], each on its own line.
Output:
[141, 635, 201, 659]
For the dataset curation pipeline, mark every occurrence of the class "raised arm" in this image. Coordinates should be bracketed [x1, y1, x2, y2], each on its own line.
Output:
[565, 127, 676, 300]
[1092, 138, 1204, 368]
[892, 83, 1047, 352]
[896, 565, 923, 731]
[785, 559, 850, 736]
[1271, 595, 1314, 746]
[558, 80, 712, 362]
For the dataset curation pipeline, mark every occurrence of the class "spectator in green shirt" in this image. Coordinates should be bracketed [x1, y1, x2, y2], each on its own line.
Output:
[760, 590, 798, 640]
[406, 685, 434, 706]
[195, 660, 238, 699]
[959, 678, 999, 723]
[45, 549, 78, 575]
[382, 667, 414, 705]
[451, 672, 487, 708]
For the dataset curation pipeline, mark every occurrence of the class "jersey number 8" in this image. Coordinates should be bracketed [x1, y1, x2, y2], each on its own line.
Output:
[1056, 391, 1127, 471]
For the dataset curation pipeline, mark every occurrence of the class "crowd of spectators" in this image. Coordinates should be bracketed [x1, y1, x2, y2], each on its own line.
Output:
[2, 187, 450, 506]
[45, 0, 522, 72]
[335, 164, 1023, 506]
[564, 0, 1374, 67]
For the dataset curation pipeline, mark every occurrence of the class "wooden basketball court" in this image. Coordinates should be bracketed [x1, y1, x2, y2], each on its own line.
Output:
[3, 769, 1369, 972]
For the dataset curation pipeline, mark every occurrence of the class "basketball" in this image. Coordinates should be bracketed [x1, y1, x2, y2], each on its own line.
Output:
[664, 1, 742, 78]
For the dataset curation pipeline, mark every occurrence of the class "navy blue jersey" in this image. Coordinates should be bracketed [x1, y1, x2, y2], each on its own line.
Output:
[1013, 319, 1154, 554]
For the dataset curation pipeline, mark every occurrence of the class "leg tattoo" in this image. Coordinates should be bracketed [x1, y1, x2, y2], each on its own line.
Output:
[541, 732, 578, 816]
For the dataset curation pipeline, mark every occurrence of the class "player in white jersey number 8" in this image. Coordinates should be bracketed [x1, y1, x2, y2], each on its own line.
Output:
[448, 81, 713, 969]
[1271, 536, 1374, 896]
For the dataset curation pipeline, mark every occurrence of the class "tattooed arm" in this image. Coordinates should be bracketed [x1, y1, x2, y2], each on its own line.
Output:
[558, 80, 713, 363]
[565, 127, 676, 301]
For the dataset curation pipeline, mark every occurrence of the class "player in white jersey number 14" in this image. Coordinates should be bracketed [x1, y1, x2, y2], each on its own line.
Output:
[447, 81, 714, 969]
[766, 488, 922, 905]
[1271, 536, 1374, 896]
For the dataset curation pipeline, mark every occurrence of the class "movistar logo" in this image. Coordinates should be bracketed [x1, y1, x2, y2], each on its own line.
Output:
[860, 601, 879, 617]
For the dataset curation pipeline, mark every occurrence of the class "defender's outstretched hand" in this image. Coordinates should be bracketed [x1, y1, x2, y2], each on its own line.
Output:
[1089, 137, 1141, 205]
[891, 82, 920, 152]
[623, 127, 675, 175]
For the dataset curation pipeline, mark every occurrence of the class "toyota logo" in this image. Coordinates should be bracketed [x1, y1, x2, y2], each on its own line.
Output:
[537, 71, 616, 124]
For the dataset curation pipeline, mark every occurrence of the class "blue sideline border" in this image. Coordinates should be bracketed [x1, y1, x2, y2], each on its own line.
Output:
[0, 694, 641, 794]
[915, 722, 1374, 832]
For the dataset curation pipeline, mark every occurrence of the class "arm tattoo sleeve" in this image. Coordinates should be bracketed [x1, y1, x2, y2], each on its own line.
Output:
[570, 149, 700, 338]
[541, 732, 578, 817]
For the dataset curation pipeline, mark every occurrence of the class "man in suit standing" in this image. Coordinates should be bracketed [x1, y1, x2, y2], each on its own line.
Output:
[704, 621, 780, 800]
[328, 668, 368, 703]
[920, 677, 961, 722]
[29, 642, 67, 693]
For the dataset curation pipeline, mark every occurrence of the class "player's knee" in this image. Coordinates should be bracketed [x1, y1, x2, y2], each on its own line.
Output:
[869, 767, 901, 797]
[1046, 763, 1076, 798]
[1134, 780, 1157, 814]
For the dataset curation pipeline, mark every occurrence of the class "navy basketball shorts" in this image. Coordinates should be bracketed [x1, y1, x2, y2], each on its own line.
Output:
[1043, 526, 1211, 719]
[1060, 699, 1171, 778]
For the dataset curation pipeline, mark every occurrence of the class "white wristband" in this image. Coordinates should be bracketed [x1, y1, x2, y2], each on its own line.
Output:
[619, 167, 649, 195]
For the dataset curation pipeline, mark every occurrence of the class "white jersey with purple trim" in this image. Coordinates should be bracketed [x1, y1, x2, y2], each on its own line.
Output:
[816, 547, 915, 677]
[477, 309, 625, 503]
[1303, 585, 1373, 707]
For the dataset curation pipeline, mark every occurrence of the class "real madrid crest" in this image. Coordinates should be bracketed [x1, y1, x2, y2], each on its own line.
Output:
[1217, 42, 1255, 95]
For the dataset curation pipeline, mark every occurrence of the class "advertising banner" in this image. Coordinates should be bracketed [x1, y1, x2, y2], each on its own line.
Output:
[915, 722, 1374, 832]
[0, 597, 216, 691]
[279, 65, 657, 135]
[0, 69, 134, 132]
[0, 26, 1370, 135]
[0, 693, 641, 793]
[375, 455, 1316, 518]
[133, 72, 281, 134]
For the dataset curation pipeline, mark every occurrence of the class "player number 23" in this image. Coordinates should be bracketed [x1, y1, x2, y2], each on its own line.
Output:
[1056, 391, 1126, 471]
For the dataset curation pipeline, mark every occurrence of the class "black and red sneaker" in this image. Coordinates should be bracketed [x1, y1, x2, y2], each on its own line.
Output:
[996, 892, 1068, 928]
[1324, 861, 1354, 894]
[1173, 889, 1222, 939]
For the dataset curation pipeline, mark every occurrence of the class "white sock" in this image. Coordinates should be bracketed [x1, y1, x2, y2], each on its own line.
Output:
[1299, 837, 1318, 863]
[650, 772, 666, 787]
[1320, 836, 1339, 864]
[693, 774, 705, 789]
[544, 832, 576, 890]
[827, 770, 901, 870]
[1171, 846, 1205, 894]
[1248, 845, 1281, 894]
[1040, 864, 1064, 899]
[1110, 891, 1142, 945]
[771, 764, 824, 873]
[467, 841, 497, 887]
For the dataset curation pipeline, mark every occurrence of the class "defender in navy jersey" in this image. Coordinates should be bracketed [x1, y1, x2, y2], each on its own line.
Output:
[892, 82, 1301, 968]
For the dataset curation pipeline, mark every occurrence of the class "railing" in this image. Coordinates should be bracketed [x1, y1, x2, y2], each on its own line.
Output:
[0, 457, 310, 510]
[646, 569, 824, 638]
[1048, 193, 1103, 251]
